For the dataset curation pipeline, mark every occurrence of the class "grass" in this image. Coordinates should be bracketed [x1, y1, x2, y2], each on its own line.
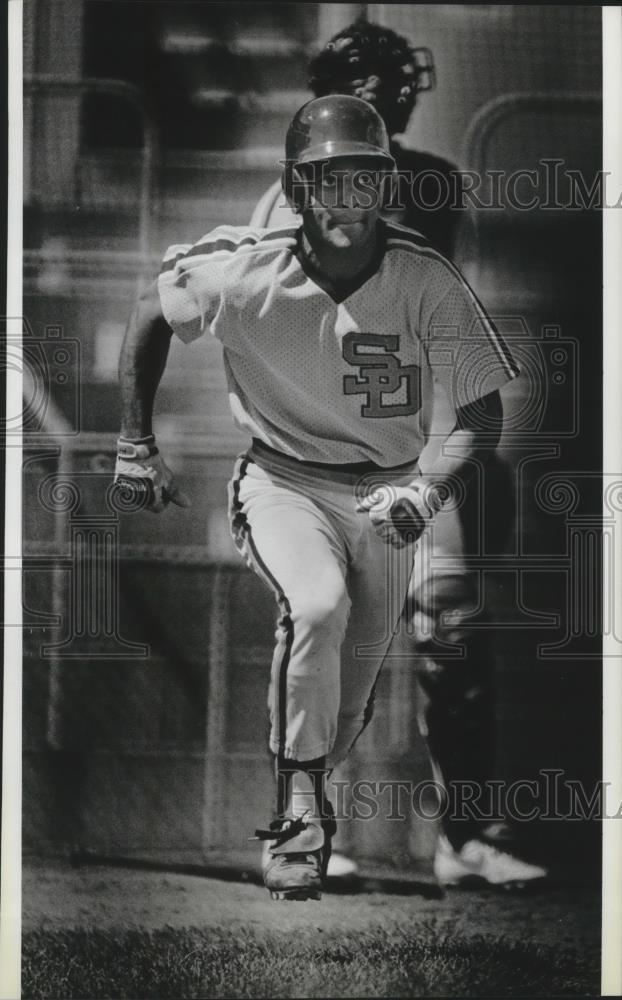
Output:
[22, 922, 599, 999]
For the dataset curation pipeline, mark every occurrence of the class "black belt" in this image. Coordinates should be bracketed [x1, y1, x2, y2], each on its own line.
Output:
[251, 438, 418, 476]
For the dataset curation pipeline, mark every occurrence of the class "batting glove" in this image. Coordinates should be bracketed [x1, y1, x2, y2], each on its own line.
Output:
[114, 435, 190, 514]
[357, 481, 443, 548]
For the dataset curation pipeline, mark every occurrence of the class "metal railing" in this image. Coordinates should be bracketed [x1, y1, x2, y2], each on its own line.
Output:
[463, 90, 601, 172]
[24, 75, 160, 276]
[459, 90, 602, 290]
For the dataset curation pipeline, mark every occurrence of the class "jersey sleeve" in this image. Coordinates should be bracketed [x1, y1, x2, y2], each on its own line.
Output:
[423, 269, 520, 410]
[157, 226, 260, 343]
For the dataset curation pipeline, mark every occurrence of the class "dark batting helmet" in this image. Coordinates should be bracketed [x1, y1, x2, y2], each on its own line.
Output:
[282, 95, 395, 210]
[285, 94, 394, 167]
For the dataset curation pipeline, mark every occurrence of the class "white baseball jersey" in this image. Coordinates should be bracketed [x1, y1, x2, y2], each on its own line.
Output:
[158, 222, 518, 467]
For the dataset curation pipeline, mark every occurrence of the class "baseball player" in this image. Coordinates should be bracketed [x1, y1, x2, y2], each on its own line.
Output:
[252, 18, 460, 256]
[115, 94, 519, 901]
[251, 19, 548, 890]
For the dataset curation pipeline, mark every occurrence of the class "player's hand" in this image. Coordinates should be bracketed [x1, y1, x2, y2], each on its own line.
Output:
[356, 481, 443, 548]
[113, 435, 190, 514]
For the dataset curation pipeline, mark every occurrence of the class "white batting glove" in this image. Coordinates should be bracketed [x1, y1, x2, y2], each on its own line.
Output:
[356, 481, 443, 549]
[114, 435, 190, 514]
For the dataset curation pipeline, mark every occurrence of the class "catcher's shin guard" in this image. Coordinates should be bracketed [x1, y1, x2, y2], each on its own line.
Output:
[254, 808, 336, 901]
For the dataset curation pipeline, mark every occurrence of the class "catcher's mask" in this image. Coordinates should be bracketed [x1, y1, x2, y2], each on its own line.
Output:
[282, 95, 396, 213]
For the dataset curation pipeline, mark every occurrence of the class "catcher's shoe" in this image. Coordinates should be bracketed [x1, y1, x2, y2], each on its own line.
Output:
[326, 851, 358, 879]
[254, 810, 335, 901]
[434, 833, 548, 889]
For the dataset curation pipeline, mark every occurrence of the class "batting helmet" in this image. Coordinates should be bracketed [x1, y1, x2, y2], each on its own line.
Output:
[283, 95, 395, 210]
[285, 94, 394, 167]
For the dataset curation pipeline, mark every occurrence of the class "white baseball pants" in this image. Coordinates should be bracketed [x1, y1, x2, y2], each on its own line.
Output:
[228, 444, 419, 768]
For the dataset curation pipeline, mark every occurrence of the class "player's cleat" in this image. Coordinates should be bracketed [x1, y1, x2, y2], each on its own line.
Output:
[254, 809, 335, 901]
[433, 834, 548, 889]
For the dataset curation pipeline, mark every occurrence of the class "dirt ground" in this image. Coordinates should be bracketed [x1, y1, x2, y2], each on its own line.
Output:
[23, 858, 601, 953]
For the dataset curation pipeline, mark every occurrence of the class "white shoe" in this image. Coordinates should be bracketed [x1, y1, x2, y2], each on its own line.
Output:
[434, 834, 548, 888]
[326, 851, 358, 879]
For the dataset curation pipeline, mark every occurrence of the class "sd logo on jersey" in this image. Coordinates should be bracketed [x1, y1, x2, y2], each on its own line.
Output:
[342, 332, 421, 418]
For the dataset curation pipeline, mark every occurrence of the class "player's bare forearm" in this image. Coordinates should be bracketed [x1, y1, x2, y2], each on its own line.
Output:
[119, 279, 173, 439]
[422, 389, 503, 498]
